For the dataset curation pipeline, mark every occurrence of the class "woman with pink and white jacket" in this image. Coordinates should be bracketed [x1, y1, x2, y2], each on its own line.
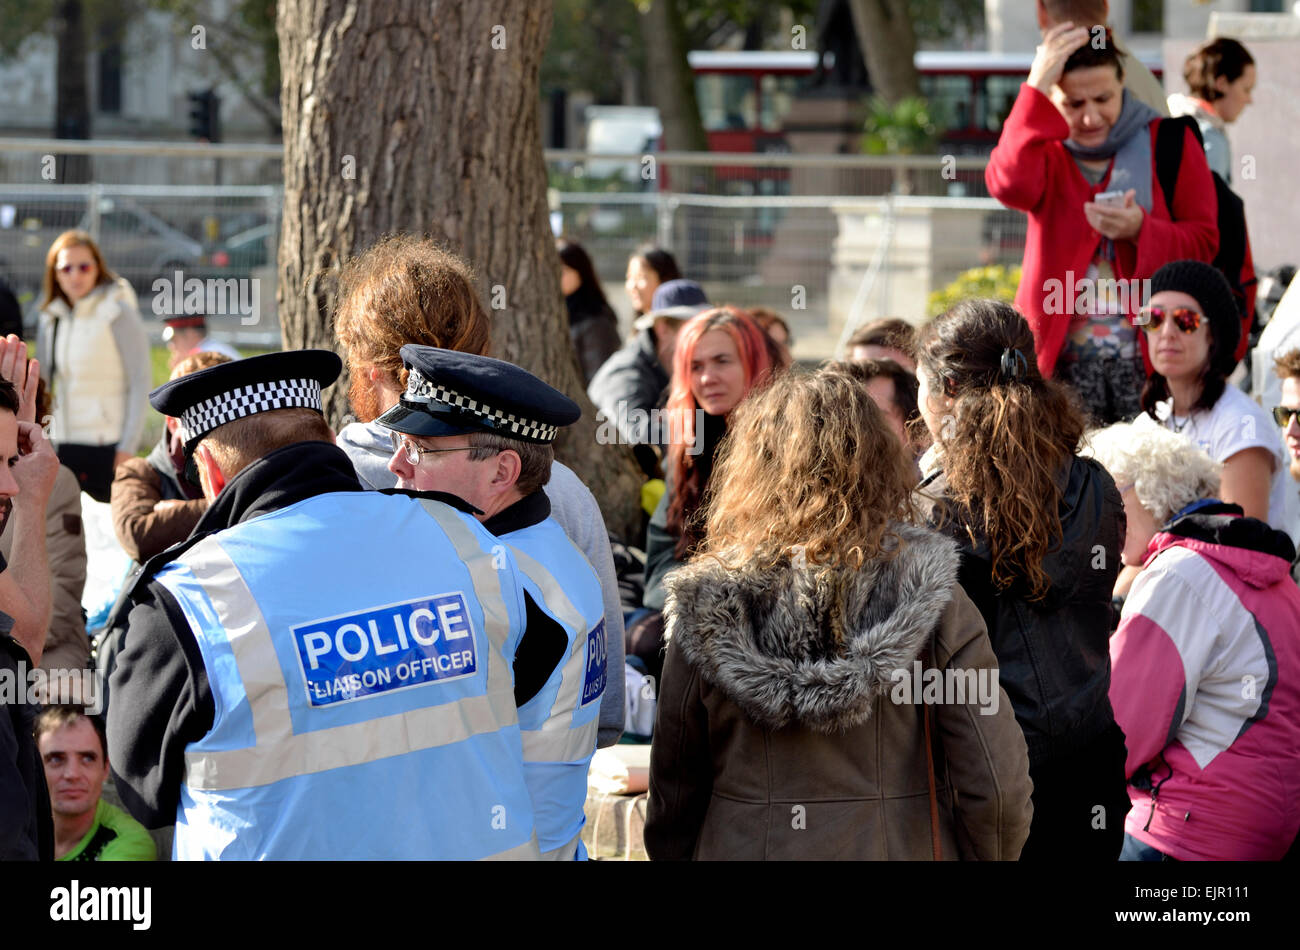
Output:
[1085, 422, 1300, 860]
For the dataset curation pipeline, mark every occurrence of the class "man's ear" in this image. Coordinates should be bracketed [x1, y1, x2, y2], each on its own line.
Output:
[195, 443, 226, 500]
[491, 449, 522, 494]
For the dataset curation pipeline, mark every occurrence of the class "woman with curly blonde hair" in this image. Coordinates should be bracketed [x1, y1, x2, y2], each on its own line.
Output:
[644, 365, 1033, 861]
[914, 298, 1128, 861]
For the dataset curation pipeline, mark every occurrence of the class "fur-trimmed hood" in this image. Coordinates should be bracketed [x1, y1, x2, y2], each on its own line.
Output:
[662, 523, 961, 734]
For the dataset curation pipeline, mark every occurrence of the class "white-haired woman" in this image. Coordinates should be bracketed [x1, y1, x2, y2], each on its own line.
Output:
[1084, 422, 1300, 861]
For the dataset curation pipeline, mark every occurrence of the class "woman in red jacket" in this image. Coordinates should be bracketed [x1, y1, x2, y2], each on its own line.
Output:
[986, 21, 1218, 425]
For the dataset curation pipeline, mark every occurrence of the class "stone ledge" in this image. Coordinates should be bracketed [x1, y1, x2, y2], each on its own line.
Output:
[1209, 12, 1300, 40]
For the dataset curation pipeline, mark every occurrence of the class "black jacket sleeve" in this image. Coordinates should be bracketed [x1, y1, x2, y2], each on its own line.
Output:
[642, 484, 683, 611]
[107, 580, 215, 829]
[0, 629, 51, 860]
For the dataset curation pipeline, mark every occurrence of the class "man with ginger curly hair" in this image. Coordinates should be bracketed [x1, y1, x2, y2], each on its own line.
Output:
[332, 235, 625, 746]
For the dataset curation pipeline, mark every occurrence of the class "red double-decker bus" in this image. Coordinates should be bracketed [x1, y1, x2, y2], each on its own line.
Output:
[689, 49, 1164, 155]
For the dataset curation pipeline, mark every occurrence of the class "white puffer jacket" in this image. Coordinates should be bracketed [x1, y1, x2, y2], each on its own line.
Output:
[37, 277, 150, 451]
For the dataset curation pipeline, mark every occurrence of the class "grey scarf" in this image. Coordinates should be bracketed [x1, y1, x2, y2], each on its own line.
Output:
[1063, 89, 1161, 212]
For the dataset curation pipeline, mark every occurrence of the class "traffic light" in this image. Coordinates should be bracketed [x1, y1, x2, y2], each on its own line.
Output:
[187, 89, 221, 142]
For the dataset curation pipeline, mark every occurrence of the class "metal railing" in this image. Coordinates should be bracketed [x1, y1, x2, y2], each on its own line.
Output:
[0, 139, 1027, 355]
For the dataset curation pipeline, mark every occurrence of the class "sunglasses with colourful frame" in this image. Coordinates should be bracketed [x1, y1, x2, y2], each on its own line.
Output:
[1133, 305, 1204, 334]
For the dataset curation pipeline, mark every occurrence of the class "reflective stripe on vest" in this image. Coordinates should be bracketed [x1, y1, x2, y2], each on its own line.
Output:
[162, 498, 520, 791]
[512, 544, 601, 734]
[503, 519, 605, 859]
[158, 493, 541, 859]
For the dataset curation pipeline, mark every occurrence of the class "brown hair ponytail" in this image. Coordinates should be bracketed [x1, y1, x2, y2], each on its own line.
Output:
[917, 299, 1085, 598]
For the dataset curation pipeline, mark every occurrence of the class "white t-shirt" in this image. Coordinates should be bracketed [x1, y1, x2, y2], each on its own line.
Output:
[1136, 384, 1289, 530]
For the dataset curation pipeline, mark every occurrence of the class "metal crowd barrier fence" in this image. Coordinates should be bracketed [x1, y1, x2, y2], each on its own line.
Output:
[0, 139, 1028, 355]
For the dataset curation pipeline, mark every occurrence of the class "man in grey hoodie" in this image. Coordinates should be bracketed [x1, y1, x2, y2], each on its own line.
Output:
[333, 236, 625, 746]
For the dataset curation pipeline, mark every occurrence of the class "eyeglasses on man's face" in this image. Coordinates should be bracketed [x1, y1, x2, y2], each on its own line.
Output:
[388, 430, 477, 466]
[1271, 406, 1300, 429]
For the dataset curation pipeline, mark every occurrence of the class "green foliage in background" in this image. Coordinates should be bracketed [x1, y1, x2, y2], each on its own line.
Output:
[861, 96, 940, 155]
[928, 264, 1022, 318]
[908, 0, 985, 45]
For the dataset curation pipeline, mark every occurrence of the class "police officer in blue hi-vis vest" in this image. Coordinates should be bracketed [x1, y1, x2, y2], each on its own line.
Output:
[379, 345, 607, 861]
[103, 349, 547, 860]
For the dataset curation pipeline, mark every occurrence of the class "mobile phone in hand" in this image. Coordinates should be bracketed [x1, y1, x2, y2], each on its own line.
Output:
[1094, 190, 1125, 208]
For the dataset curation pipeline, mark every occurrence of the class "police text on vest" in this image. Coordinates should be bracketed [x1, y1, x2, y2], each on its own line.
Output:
[50, 881, 151, 930]
[293, 592, 479, 706]
[581, 620, 607, 706]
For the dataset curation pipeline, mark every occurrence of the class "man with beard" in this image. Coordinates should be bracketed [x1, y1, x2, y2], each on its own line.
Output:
[333, 236, 626, 746]
[1274, 349, 1300, 583]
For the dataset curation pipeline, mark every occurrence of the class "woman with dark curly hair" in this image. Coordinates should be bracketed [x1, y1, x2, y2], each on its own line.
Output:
[914, 298, 1129, 861]
[645, 365, 1033, 860]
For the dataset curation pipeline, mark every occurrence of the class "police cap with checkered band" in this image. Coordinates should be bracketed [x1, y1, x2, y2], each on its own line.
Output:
[377, 345, 580, 444]
[149, 348, 341, 457]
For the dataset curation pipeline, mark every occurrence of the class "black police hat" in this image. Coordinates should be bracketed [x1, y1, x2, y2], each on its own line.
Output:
[377, 345, 580, 444]
[150, 349, 341, 456]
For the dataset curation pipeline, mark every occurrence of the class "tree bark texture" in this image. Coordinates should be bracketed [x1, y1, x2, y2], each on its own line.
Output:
[640, 0, 708, 152]
[847, 0, 920, 106]
[54, 0, 92, 182]
[277, 0, 643, 538]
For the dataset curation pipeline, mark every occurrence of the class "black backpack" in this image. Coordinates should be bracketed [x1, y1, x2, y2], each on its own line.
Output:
[1154, 116, 1256, 350]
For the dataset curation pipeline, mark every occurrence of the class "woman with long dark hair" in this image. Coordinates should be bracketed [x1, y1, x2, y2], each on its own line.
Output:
[557, 238, 621, 384]
[645, 365, 1033, 860]
[914, 298, 1129, 861]
[624, 244, 681, 317]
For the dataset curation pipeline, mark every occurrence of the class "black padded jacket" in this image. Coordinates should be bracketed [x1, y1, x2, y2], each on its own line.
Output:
[916, 455, 1126, 764]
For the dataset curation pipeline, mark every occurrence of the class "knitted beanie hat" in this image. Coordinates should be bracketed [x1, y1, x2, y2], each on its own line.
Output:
[1149, 260, 1239, 375]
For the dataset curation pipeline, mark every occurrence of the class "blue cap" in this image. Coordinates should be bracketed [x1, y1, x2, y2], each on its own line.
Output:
[376, 345, 580, 444]
[635, 279, 710, 329]
[149, 349, 340, 456]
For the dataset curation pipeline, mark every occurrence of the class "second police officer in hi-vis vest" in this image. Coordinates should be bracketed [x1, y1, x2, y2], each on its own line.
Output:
[103, 349, 600, 859]
[379, 345, 607, 861]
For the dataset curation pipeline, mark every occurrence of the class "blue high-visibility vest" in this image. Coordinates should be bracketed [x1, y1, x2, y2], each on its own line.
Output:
[503, 516, 606, 860]
[153, 492, 540, 860]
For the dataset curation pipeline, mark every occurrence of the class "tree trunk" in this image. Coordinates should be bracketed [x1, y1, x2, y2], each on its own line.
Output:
[846, 0, 920, 106]
[276, 0, 643, 538]
[54, 0, 92, 183]
[641, 0, 708, 152]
